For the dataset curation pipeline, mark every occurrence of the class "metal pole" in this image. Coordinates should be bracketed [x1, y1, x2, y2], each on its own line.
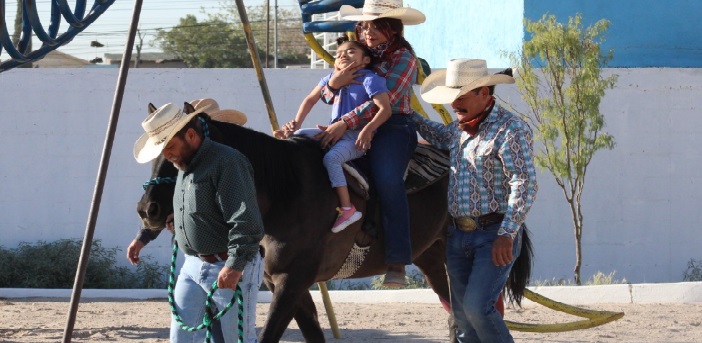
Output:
[233, 0, 279, 131]
[265, 0, 270, 68]
[232, 1, 339, 337]
[273, 0, 278, 68]
[61, 0, 143, 341]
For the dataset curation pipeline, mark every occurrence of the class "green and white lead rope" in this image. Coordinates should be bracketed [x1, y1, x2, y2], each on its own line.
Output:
[167, 242, 244, 343]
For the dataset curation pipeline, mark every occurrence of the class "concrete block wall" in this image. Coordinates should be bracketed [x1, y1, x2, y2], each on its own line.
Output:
[0, 67, 700, 283]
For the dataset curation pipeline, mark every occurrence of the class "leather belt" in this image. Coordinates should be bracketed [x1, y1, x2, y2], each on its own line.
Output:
[198, 252, 229, 263]
[452, 213, 505, 232]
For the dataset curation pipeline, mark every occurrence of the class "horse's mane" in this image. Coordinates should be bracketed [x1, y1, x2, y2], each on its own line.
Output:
[207, 117, 324, 204]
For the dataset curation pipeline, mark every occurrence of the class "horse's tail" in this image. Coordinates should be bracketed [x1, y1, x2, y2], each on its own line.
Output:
[504, 224, 533, 307]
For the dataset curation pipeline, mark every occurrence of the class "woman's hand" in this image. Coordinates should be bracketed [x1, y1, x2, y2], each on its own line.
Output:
[314, 121, 348, 148]
[355, 127, 374, 151]
[327, 61, 364, 89]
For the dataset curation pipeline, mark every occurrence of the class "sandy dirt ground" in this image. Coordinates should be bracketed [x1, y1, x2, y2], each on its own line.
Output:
[1, 297, 701, 342]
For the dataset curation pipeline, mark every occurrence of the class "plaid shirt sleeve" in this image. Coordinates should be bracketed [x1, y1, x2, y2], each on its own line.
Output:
[320, 72, 338, 105]
[336, 49, 418, 130]
[497, 127, 539, 239]
[381, 49, 417, 108]
[410, 112, 457, 149]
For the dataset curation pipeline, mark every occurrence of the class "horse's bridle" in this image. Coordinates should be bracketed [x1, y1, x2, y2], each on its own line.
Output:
[140, 117, 210, 190]
[142, 177, 176, 190]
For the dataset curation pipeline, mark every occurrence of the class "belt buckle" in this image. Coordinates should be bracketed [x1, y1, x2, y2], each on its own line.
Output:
[455, 216, 477, 232]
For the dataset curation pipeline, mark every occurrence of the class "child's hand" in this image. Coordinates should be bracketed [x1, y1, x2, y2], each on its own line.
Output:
[283, 119, 300, 132]
[274, 120, 300, 139]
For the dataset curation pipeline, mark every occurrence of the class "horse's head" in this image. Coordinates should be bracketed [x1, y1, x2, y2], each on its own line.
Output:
[135, 99, 241, 230]
[136, 153, 177, 230]
[135, 102, 188, 230]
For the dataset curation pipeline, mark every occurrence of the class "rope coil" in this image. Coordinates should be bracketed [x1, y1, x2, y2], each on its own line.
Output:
[168, 242, 245, 343]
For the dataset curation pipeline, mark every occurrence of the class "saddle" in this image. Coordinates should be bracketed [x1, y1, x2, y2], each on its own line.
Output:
[343, 143, 450, 200]
[330, 143, 449, 280]
[342, 143, 449, 237]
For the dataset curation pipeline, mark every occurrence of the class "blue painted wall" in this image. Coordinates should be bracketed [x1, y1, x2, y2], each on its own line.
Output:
[525, 0, 702, 67]
[404, 0, 523, 69]
[404, 0, 702, 68]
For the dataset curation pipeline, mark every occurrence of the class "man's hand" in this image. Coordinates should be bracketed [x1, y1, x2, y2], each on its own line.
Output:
[127, 240, 145, 265]
[217, 266, 243, 290]
[492, 235, 514, 267]
[165, 214, 174, 233]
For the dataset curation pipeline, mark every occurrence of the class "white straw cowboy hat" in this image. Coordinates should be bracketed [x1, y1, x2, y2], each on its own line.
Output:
[339, 0, 426, 25]
[189, 98, 247, 125]
[133, 103, 210, 163]
[420, 59, 515, 104]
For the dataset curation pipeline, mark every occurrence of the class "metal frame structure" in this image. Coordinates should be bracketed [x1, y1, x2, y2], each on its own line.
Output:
[0, 1, 625, 340]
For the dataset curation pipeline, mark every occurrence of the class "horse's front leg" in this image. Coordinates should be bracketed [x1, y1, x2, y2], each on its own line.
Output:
[259, 273, 324, 343]
[261, 272, 324, 342]
[293, 289, 324, 342]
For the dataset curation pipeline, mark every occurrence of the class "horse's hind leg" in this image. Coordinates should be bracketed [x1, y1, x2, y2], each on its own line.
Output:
[413, 239, 451, 311]
[414, 239, 457, 342]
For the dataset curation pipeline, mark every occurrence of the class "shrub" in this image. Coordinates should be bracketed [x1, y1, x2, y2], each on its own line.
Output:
[530, 277, 572, 287]
[0, 239, 167, 288]
[531, 271, 627, 286]
[586, 271, 627, 285]
[370, 269, 430, 290]
[683, 259, 702, 281]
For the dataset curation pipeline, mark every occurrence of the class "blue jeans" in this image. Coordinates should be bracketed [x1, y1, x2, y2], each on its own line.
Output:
[367, 114, 417, 265]
[446, 221, 522, 343]
[170, 253, 264, 343]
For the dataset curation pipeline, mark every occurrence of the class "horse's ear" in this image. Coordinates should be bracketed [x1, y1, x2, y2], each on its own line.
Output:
[183, 102, 196, 114]
[147, 103, 157, 115]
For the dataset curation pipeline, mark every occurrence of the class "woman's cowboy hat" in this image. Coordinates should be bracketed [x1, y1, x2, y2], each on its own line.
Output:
[133, 103, 209, 163]
[189, 98, 247, 125]
[339, 0, 426, 25]
[420, 59, 515, 104]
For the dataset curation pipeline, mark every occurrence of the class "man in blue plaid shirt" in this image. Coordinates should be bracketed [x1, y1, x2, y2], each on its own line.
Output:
[411, 59, 538, 343]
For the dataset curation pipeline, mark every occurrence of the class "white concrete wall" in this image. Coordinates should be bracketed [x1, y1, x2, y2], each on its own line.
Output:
[0, 68, 699, 284]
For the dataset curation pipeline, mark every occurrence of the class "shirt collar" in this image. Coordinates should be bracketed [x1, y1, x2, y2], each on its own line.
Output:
[183, 137, 212, 173]
[480, 103, 506, 127]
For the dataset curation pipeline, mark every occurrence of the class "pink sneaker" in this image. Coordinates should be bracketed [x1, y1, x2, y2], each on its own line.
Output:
[331, 206, 362, 233]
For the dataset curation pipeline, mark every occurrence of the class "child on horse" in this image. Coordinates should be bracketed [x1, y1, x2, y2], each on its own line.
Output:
[275, 37, 391, 233]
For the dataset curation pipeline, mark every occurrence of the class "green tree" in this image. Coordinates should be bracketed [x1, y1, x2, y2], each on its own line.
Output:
[215, 4, 310, 66]
[154, 4, 308, 68]
[508, 14, 617, 285]
[155, 14, 260, 68]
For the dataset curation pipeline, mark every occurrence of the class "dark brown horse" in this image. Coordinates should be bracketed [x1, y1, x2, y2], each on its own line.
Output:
[136, 104, 532, 342]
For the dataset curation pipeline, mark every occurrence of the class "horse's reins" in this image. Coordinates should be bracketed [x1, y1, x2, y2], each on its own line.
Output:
[141, 117, 245, 343]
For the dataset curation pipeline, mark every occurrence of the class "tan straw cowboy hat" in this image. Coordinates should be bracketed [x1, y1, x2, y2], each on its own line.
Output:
[189, 98, 247, 125]
[339, 0, 426, 25]
[420, 59, 515, 104]
[133, 103, 210, 163]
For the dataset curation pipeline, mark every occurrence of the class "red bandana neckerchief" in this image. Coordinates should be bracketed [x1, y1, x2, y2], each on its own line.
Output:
[458, 98, 495, 136]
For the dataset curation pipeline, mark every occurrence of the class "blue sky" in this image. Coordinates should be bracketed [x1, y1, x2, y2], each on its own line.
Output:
[6, 0, 301, 62]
